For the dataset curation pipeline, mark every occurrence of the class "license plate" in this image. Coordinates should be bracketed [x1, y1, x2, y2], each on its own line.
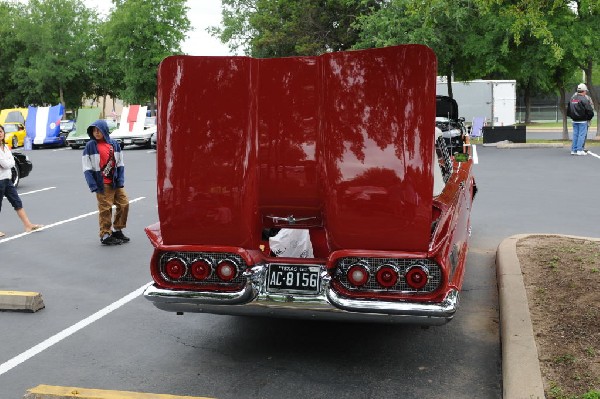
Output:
[267, 264, 320, 293]
[124, 139, 133, 144]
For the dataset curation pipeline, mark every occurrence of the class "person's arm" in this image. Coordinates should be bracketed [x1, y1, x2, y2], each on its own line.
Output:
[81, 144, 98, 192]
[585, 99, 595, 120]
[0, 146, 15, 170]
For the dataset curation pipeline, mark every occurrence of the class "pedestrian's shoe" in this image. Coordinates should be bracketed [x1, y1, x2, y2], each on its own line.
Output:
[571, 151, 577, 155]
[576, 151, 587, 156]
[101, 234, 123, 246]
[111, 230, 130, 243]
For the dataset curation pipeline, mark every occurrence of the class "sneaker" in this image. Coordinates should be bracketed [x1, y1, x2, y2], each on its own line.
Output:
[101, 234, 123, 245]
[111, 230, 130, 243]
[571, 151, 577, 155]
[577, 151, 587, 156]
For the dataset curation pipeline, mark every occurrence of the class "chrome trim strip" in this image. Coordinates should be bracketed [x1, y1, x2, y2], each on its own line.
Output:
[144, 265, 459, 325]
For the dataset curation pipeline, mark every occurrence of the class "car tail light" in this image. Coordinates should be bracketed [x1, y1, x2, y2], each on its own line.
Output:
[190, 259, 212, 281]
[165, 258, 186, 280]
[347, 263, 369, 287]
[216, 260, 237, 282]
[376, 265, 398, 288]
[405, 265, 429, 290]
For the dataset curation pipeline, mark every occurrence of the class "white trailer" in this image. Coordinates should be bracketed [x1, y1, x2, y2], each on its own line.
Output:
[436, 79, 517, 126]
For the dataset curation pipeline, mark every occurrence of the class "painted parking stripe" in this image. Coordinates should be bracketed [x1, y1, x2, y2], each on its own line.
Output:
[587, 150, 600, 159]
[0, 282, 151, 377]
[0, 197, 144, 244]
[472, 145, 478, 164]
[19, 186, 56, 196]
[24, 385, 215, 399]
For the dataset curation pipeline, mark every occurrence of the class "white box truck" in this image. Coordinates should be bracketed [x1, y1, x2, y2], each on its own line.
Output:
[436, 79, 517, 126]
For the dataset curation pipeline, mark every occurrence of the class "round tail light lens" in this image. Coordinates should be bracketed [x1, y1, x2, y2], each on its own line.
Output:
[376, 265, 398, 288]
[216, 260, 237, 281]
[405, 265, 429, 290]
[347, 264, 369, 287]
[190, 259, 212, 281]
[164, 258, 186, 280]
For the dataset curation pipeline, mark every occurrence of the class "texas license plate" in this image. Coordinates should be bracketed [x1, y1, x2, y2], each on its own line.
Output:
[267, 264, 320, 293]
[124, 139, 133, 144]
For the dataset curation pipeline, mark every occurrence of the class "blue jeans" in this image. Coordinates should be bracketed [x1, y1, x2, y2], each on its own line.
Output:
[571, 122, 588, 152]
[0, 178, 23, 212]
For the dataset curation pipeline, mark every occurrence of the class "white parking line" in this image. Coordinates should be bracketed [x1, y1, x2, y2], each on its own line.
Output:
[472, 145, 479, 164]
[587, 151, 600, 159]
[0, 196, 145, 243]
[0, 282, 152, 377]
[19, 186, 56, 196]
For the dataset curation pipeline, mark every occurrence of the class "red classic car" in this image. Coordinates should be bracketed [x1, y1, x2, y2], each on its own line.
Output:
[144, 45, 476, 325]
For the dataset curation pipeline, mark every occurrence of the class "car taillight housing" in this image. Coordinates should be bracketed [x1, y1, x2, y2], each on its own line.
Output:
[164, 258, 186, 280]
[346, 262, 370, 287]
[156, 251, 247, 291]
[216, 260, 238, 282]
[190, 259, 212, 281]
[375, 264, 398, 288]
[335, 257, 441, 294]
[405, 265, 430, 290]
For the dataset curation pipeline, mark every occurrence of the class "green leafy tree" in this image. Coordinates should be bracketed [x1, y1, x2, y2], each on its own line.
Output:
[103, 0, 191, 111]
[211, 0, 380, 57]
[568, 0, 600, 136]
[0, 1, 25, 108]
[12, 0, 96, 110]
[353, 0, 487, 97]
[90, 24, 123, 119]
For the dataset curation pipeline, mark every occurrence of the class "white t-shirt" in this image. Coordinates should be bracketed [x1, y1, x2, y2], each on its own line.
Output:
[0, 144, 16, 180]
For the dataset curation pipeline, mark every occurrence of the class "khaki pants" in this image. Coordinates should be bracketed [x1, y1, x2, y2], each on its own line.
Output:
[96, 184, 129, 237]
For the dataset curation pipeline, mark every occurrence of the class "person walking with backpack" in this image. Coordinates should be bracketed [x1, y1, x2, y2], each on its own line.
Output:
[82, 119, 130, 245]
[567, 83, 595, 156]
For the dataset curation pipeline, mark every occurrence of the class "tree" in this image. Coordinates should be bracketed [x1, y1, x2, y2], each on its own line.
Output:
[211, 0, 380, 57]
[12, 0, 97, 110]
[103, 0, 191, 111]
[568, 0, 600, 136]
[353, 0, 486, 97]
[0, 1, 25, 108]
[89, 33, 123, 119]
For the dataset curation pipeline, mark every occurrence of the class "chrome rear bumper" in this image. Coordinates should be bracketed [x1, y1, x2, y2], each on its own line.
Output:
[144, 266, 459, 325]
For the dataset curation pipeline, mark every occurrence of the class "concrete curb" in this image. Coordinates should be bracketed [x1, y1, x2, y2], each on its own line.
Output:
[0, 291, 44, 312]
[497, 235, 545, 399]
[496, 234, 600, 399]
[496, 142, 564, 149]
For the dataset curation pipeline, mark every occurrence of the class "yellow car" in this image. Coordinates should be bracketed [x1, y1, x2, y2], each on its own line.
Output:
[3, 122, 27, 149]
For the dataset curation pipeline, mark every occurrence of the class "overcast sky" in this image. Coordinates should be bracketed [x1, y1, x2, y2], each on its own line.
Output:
[85, 0, 231, 56]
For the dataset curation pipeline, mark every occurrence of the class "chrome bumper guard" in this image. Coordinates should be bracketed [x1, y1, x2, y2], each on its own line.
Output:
[144, 265, 459, 325]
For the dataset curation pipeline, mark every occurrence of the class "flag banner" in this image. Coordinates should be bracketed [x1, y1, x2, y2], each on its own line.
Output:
[115, 105, 147, 134]
[26, 104, 65, 146]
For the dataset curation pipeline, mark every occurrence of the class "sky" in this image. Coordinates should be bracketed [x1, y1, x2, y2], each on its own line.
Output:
[85, 0, 232, 56]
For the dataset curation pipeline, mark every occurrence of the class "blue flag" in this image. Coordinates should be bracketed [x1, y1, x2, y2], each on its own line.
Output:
[26, 104, 65, 146]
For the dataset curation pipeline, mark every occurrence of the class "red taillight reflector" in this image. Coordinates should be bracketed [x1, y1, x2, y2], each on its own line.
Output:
[347, 264, 369, 287]
[216, 260, 237, 282]
[405, 266, 429, 290]
[190, 259, 212, 281]
[376, 265, 398, 288]
[165, 258, 186, 280]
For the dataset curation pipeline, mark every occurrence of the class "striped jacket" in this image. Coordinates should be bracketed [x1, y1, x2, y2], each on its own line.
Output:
[82, 119, 125, 193]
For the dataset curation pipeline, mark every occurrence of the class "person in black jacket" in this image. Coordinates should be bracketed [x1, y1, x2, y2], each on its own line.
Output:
[567, 83, 595, 156]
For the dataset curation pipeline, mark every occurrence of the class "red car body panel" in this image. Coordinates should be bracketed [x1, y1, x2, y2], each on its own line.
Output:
[156, 45, 435, 252]
[146, 45, 476, 325]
